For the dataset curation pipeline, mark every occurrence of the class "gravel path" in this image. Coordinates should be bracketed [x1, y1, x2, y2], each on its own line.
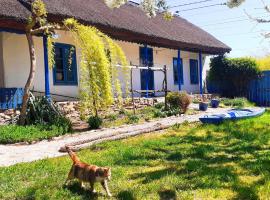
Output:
[0, 107, 231, 167]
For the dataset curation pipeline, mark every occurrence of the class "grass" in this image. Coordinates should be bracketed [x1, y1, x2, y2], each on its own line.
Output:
[220, 98, 255, 108]
[103, 104, 199, 128]
[1, 111, 270, 199]
[0, 125, 71, 144]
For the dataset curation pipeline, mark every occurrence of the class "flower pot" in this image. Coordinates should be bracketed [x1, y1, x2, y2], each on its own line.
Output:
[199, 102, 208, 111]
[211, 99, 220, 108]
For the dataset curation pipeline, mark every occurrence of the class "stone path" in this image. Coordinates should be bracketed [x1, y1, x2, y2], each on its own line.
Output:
[0, 107, 231, 167]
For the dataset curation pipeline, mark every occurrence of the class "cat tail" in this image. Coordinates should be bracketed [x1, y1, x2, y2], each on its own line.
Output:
[65, 145, 80, 163]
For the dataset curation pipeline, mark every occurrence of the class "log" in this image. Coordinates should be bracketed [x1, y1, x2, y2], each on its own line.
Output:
[59, 123, 170, 152]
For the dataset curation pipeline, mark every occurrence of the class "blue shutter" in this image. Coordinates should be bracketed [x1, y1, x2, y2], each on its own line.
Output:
[190, 59, 199, 84]
[173, 58, 183, 85]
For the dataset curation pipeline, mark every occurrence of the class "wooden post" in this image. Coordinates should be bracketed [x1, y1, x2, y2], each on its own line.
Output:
[164, 65, 168, 110]
[130, 62, 135, 114]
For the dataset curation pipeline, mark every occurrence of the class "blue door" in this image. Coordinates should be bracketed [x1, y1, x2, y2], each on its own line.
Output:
[140, 47, 154, 97]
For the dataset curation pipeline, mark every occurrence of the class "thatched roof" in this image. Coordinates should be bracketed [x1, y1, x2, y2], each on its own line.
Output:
[0, 0, 231, 54]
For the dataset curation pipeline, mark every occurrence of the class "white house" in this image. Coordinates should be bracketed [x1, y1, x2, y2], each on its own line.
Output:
[0, 0, 231, 107]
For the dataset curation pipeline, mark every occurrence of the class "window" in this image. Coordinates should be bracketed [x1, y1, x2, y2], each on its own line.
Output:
[190, 59, 199, 84]
[53, 43, 78, 85]
[173, 58, 183, 85]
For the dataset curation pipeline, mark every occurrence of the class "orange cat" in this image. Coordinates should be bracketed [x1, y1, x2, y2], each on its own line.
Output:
[65, 146, 112, 197]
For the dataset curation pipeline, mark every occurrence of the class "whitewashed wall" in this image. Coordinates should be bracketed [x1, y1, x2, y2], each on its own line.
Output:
[117, 41, 206, 96]
[2, 31, 80, 100]
[1, 31, 207, 100]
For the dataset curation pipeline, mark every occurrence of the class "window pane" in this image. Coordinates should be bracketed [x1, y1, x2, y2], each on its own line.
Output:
[64, 48, 75, 82]
[55, 47, 64, 81]
[173, 58, 178, 84]
[53, 43, 78, 85]
[190, 59, 198, 84]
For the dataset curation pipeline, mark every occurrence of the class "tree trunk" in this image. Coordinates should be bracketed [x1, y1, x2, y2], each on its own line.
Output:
[19, 32, 37, 125]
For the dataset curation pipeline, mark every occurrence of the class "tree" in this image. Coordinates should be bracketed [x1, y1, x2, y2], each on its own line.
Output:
[19, 0, 61, 125]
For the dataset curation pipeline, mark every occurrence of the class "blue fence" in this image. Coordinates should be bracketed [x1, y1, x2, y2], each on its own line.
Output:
[248, 71, 270, 107]
[207, 71, 270, 107]
[0, 88, 24, 110]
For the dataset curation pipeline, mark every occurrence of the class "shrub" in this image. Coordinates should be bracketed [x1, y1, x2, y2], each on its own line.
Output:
[153, 110, 167, 118]
[26, 95, 72, 132]
[127, 115, 139, 124]
[154, 102, 164, 109]
[88, 116, 103, 129]
[208, 56, 261, 97]
[105, 113, 118, 121]
[256, 55, 270, 71]
[167, 91, 191, 113]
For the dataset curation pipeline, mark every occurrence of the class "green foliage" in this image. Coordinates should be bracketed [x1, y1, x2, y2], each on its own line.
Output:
[127, 114, 140, 124]
[47, 36, 55, 68]
[154, 102, 164, 109]
[64, 18, 129, 117]
[0, 124, 71, 144]
[26, 95, 72, 132]
[1, 111, 270, 199]
[167, 91, 191, 113]
[88, 116, 103, 130]
[208, 56, 261, 97]
[227, 0, 246, 8]
[153, 109, 167, 118]
[221, 97, 253, 108]
[256, 55, 270, 71]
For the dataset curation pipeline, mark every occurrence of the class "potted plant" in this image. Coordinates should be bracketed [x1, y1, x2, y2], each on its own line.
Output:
[199, 95, 209, 111]
[211, 98, 220, 108]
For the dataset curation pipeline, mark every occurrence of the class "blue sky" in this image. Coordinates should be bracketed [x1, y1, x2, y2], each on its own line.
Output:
[164, 0, 270, 58]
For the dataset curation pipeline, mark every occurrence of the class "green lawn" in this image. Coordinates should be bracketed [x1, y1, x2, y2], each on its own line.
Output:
[0, 124, 72, 144]
[1, 111, 270, 199]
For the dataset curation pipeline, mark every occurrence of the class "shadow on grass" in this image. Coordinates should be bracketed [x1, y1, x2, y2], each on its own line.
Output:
[129, 112, 270, 199]
[158, 189, 177, 200]
[64, 182, 99, 200]
[117, 190, 136, 200]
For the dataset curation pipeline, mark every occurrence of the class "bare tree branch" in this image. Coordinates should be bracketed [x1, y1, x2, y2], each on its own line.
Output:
[30, 24, 65, 35]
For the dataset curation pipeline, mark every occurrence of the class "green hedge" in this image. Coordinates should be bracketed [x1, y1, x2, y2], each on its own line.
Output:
[208, 56, 261, 97]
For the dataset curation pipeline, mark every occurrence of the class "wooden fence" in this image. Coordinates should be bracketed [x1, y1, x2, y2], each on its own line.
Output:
[248, 71, 270, 107]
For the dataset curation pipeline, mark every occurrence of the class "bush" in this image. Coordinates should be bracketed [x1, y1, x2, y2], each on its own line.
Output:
[208, 56, 261, 97]
[153, 110, 167, 118]
[26, 95, 72, 132]
[167, 91, 191, 113]
[127, 115, 139, 124]
[88, 116, 103, 129]
[154, 102, 164, 109]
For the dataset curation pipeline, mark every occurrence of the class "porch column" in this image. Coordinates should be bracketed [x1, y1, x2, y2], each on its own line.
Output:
[144, 44, 149, 98]
[43, 35, 51, 100]
[177, 49, 181, 91]
[199, 52, 203, 95]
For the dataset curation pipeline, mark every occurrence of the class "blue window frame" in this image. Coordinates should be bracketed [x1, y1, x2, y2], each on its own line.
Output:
[190, 59, 199, 84]
[173, 57, 184, 85]
[53, 43, 78, 85]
